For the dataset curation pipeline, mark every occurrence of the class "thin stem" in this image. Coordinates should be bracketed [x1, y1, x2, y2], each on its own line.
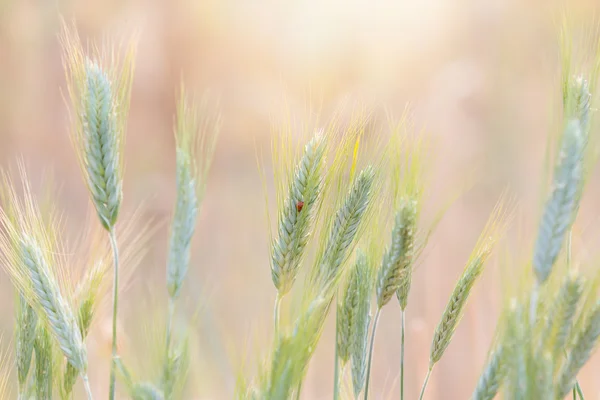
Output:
[575, 381, 585, 399]
[363, 307, 382, 400]
[400, 310, 405, 400]
[82, 374, 94, 400]
[418, 367, 432, 400]
[108, 228, 120, 400]
[274, 292, 283, 338]
[573, 387, 577, 400]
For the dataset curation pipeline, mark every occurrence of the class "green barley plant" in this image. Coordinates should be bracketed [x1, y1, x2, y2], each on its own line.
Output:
[418, 201, 509, 400]
[163, 88, 219, 399]
[61, 21, 135, 400]
[0, 175, 93, 399]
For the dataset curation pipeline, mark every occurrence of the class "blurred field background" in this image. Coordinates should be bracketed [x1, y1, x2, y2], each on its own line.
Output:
[2, 0, 600, 398]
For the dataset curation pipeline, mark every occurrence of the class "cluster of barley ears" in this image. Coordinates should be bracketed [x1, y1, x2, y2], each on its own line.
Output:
[234, 17, 600, 400]
[0, 19, 220, 400]
[1, 11, 600, 400]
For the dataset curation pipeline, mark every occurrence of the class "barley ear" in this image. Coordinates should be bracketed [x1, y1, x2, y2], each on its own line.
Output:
[533, 119, 585, 284]
[336, 252, 361, 366]
[63, 262, 104, 398]
[319, 166, 375, 289]
[16, 294, 37, 392]
[350, 251, 374, 398]
[430, 250, 488, 366]
[271, 133, 326, 295]
[20, 238, 88, 375]
[60, 22, 135, 231]
[34, 325, 53, 400]
[427, 196, 510, 368]
[541, 272, 582, 357]
[471, 344, 505, 400]
[376, 198, 417, 309]
[555, 301, 600, 399]
[167, 89, 220, 299]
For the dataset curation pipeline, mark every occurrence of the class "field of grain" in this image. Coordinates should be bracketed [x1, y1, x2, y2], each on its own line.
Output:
[1, 1, 600, 399]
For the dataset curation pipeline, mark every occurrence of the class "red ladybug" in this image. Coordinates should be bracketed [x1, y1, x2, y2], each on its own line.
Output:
[296, 201, 304, 212]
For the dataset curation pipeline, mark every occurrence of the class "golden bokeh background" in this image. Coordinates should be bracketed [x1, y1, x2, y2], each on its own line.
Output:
[2, 0, 600, 398]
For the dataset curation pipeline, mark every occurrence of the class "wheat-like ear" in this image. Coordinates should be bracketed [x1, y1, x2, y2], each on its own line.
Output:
[318, 166, 375, 290]
[271, 133, 326, 295]
[555, 301, 600, 399]
[540, 272, 582, 358]
[336, 252, 361, 366]
[19, 238, 88, 375]
[15, 293, 37, 394]
[376, 198, 417, 309]
[264, 296, 330, 399]
[533, 119, 585, 284]
[0, 173, 93, 398]
[167, 88, 220, 300]
[471, 344, 505, 400]
[430, 249, 489, 366]
[34, 325, 54, 400]
[350, 251, 374, 398]
[60, 21, 135, 231]
[429, 199, 509, 367]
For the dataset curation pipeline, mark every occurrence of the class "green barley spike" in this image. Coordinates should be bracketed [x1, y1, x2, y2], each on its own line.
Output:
[16, 294, 37, 392]
[34, 326, 53, 400]
[82, 62, 122, 231]
[533, 119, 584, 284]
[320, 167, 375, 288]
[376, 198, 417, 309]
[271, 134, 326, 294]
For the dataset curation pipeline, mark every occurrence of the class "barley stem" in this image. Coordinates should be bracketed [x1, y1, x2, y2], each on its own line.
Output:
[82, 373, 93, 400]
[575, 383, 585, 399]
[418, 367, 433, 400]
[274, 292, 283, 338]
[109, 228, 120, 400]
[363, 307, 381, 400]
[400, 310, 405, 400]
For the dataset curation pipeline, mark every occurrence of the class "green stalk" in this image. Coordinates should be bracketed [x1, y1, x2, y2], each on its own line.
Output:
[400, 310, 405, 400]
[575, 382, 585, 399]
[418, 367, 433, 400]
[109, 228, 120, 400]
[274, 292, 283, 338]
[83, 374, 94, 400]
[363, 308, 381, 400]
